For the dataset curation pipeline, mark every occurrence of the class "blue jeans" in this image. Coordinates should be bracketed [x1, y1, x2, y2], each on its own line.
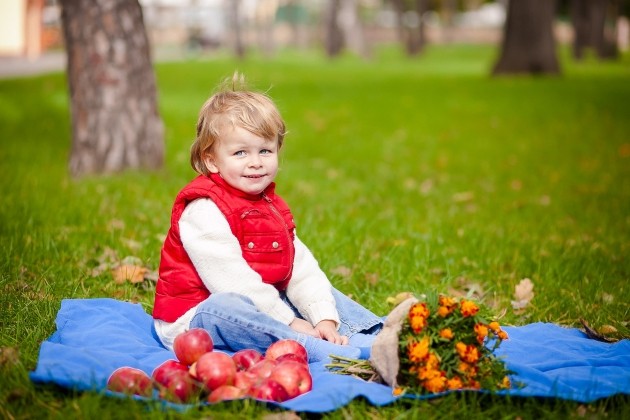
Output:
[190, 288, 382, 362]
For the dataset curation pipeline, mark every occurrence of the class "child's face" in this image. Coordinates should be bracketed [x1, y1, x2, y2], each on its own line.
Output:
[205, 126, 279, 195]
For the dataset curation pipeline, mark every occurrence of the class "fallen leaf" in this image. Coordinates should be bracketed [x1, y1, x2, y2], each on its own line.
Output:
[386, 292, 415, 306]
[599, 325, 618, 335]
[365, 272, 379, 285]
[579, 319, 618, 343]
[112, 264, 148, 284]
[511, 278, 534, 310]
[0, 347, 19, 367]
[330, 266, 352, 278]
[452, 191, 474, 203]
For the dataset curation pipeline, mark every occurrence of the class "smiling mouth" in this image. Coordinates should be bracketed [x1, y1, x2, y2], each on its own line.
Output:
[244, 174, 265, 179]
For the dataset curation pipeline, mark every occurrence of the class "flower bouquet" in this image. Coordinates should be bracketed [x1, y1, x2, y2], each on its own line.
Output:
[327, 293, 513, 396]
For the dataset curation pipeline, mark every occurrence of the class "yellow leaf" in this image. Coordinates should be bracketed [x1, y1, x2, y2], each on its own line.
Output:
[111, 264, 147, 284]
[386, 292, 415, 306]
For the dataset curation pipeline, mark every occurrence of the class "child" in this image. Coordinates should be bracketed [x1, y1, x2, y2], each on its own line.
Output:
[152, 74, 382, 362]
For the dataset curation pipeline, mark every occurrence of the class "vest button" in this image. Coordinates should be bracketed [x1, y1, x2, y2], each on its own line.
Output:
[248, 242, 254, 249]
[272, 241, 279, 249]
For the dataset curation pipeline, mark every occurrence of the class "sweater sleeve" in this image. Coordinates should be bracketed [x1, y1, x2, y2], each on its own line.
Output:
[179, 198, 296, 324]
[286, 234, 341, 328]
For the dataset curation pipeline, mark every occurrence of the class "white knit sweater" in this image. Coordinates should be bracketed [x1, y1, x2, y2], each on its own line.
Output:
[154, 198, 340, 350]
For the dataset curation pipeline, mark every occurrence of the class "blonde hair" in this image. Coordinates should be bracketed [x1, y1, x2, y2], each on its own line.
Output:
[190, 73, 287, 175]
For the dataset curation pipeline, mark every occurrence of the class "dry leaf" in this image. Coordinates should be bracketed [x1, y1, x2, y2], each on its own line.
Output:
[330, 266, 352, 278]
[512, 278, 534, 310]
[112, 264, 148, 284]
[365, 272, 379, 285]
[452, 191, 474, 203]
[599, 325, 618, 335]
[386, 292, 415, 306]
[0, 347, 20, 367]
[580, 319, 618, 343]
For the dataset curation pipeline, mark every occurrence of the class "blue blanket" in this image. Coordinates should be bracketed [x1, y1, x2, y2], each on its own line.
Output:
[30, 298, 630, 412]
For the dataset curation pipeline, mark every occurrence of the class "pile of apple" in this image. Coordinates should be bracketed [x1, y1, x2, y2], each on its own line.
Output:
[106, 328, 312, 404]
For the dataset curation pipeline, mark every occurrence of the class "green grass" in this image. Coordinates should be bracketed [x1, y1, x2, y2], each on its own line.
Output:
[1, 44, 629, 418]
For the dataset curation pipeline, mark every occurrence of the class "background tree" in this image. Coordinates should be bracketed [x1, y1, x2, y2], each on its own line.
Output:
[571, 0, 619, 60]
[391, 0, 431, 56]
[325, 0, 344, 57]
[228, 0, 246, 58]
[493, 0, 561, 75]
[60, 0, 164, 177]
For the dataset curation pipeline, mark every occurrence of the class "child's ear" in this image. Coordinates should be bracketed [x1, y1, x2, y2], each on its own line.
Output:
[204, 155, 219, 174]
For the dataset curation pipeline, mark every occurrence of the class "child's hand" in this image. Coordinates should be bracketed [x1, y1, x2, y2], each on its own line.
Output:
[315, 320, 349, 345]
[289, 318, 319, 338]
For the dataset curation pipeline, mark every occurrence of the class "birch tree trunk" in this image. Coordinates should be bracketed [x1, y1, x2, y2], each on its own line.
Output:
[60, 0, 164, 177]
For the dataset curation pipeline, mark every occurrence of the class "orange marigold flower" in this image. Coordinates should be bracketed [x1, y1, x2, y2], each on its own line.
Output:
[408, 336, 430, 363]
[474, 323, 489, 343]
[409, 302, 430, 319]
[437, 306, 450, 317]
[439, 328, 454, 340]
[438, 295, 457, 308]
[423, 373, 447, 393]
[498, 330, 509, 340]
[500, 376, 511, 389]
[393, 387, 405, 396]
[426, 352, 440, 370]
[458, 361, 478, 378]
[447, 376, 464, 390]
[409, 314, 427, 334]
[456, 343, 480, 364]
[460, 299, 479, 317]
[467, 379, 481, 390]
[464, 345, 479, 364]
[488, 321, 501, 332]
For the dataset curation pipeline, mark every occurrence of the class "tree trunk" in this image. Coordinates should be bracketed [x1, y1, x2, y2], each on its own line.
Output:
[229, 0, 246, 58]
[391, 0, 429, 56]
[325, 0, 344, 57]
[60, 0, 164, 177]
[492, 0, 561, 75]
[571, 0, 618, 60]
[338, 0, 369, 58]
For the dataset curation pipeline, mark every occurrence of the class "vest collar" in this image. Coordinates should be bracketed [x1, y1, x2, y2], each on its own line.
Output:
[209, 172, 276, 201]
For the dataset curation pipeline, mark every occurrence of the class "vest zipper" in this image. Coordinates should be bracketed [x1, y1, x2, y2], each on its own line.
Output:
[262, 193, 294, 282]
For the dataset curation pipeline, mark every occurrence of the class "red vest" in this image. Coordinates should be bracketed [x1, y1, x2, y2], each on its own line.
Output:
[153, 173, 296, 322]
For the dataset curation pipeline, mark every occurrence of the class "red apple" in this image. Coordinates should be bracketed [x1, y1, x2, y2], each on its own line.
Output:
[107, 366, 153, 397]
[190, 351, 236, 391]
[247, 358, 278, 380]
[265, 339, 308, 363]
[173, 328, 214, 366]
[270, 361, 313, 399]
[233, 371, 258, 392]
[232, 348, 264, 371]
[248, 378, 290, 402]
[276, 352, 308, 365]
[207, 385, 245, 403]
[152, 359, 190, 387]
[157, 369, 201, 403]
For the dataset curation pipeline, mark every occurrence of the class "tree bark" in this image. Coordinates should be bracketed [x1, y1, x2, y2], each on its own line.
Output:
[492, 0, 561, 75]
[391, 0, 429, 56]
[571, 0, 618, 60]
[229, 0, 246, 58]
[325, 0, 344, 57]
[60, 0, 164, 177]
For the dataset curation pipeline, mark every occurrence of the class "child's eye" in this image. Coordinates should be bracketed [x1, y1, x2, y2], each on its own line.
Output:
[260, 149, 273, 155]
[234, 150, 246, 156]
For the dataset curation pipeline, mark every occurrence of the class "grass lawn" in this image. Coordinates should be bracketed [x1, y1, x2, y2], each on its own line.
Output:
[1, 44, 629, 418]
